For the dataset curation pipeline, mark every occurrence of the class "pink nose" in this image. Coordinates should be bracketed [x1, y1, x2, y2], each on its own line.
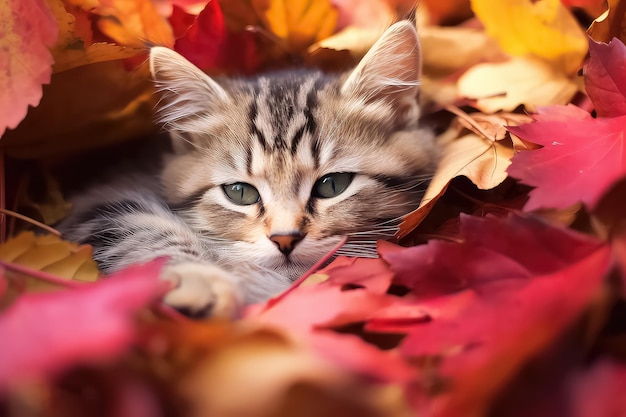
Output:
[269, 233, 305, 255]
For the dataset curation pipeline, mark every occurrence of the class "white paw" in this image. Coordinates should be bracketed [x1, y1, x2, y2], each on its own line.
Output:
[160, 262, 241, 319]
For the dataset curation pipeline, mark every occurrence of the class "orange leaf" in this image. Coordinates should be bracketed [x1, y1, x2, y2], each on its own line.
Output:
[222, 0, 338, 53]
[0, 0, 57, 136]
[67, 0, 175, 48]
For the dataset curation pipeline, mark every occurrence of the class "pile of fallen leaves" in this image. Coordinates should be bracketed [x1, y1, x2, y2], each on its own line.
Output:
[2, 0, 626, 416]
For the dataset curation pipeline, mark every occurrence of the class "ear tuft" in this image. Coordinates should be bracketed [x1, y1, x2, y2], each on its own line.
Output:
[341, 21, 422, 122]
[149, 47, 230, 131]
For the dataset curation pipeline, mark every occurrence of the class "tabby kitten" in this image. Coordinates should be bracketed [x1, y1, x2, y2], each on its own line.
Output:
[60, 21, 440, 318]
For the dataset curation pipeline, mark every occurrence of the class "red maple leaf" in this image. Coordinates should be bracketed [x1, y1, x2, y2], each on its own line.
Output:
[377, 214, 611, 416]
[508, 38, 626, 211]
[584, 38, 626, 118]
[508, 105, 626, 210]
[173, 0, 259, 73]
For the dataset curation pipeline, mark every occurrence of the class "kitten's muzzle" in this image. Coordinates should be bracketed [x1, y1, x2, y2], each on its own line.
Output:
[269, 233, 305, 256]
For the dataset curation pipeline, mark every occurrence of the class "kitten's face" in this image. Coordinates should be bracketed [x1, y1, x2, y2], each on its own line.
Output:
[151, 22, 439, 280]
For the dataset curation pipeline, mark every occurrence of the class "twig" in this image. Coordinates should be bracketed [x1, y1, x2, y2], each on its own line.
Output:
[0, 208, 62, 236]
[0, 259, 84, 288]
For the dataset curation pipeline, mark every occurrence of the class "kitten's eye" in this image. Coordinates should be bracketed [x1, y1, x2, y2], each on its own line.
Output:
[313, 173, 353, 198]
[222, 183, 260, 205]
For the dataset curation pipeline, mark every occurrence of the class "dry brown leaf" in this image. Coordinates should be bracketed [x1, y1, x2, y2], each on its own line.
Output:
[0, 60, 156, 159]
[0, 231, 99, 283]
[429, 133, 514, 194]
[588, 0, 624, 43]
[456, 112, 533, 141]
[457, 56, 579, 113]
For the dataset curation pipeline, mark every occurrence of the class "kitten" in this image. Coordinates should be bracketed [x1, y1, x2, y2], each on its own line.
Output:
[59, 21, 440, 318]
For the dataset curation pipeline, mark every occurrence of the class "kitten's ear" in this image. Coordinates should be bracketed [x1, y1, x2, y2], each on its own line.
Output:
[341, 21, 422, 123]
[149, 47, 230, 132]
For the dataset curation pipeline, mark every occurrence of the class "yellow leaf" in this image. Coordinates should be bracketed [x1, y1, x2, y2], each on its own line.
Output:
[457, 57, 578, 113]
[471, 0, 587, 73]
[0, 231, 99, 283]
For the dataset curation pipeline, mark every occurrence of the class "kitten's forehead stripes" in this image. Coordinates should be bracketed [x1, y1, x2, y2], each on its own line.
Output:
[248, 72, 325, 154]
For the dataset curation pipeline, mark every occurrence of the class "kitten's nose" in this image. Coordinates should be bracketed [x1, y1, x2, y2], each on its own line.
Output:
[269, 233, 305, 255]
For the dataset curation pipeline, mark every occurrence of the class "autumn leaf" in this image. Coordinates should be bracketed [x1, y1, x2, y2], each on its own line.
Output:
[0, 232, 99, 283]
[397, 109, 533, 238]
[381, 214, 610, 416]
[471, 0, 587, 74]
[221, 0, 338, 53]
[508, 105, 626, 210]
[570, 361, 626, 417]
[457, 56, 579, 112]
[583, 38, 626, 118]
[0, 259, 168, 390]
[588, 0, 626, 44]
[67, 0, 175, 48]
[174, 0, 259, 73]
[47, 0, 143, 73]
[0, 0, 57, 137]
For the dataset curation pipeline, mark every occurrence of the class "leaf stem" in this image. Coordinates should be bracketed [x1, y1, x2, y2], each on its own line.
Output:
[0, 260, 84, 288]
[0, 208, 61, 236]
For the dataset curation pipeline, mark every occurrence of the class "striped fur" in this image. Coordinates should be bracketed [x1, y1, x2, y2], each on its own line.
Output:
[59, 21, 441, 316]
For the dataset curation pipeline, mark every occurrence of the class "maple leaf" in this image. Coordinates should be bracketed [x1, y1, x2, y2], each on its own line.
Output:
[583, 38, 626, 118]
[508, 105, 626, 211]
[380, 214, 610, 416]
[0, 260, 168, 390]
[174, 0, 259, 73]
[0, 0, 57, 137]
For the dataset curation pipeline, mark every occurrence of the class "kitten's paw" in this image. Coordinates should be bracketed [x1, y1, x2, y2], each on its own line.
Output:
[161, 262, 241, 319]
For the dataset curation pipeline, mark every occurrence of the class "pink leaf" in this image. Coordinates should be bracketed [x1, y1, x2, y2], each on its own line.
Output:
[570, 360, 626, 417]
[247, 283, 395, 332]
[0, 260, 168, 390]
[584, 38, 626, 118]
[402, 245, 611, 417]
[508, 105, 626, 210]
[0, 0, 57, 136]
